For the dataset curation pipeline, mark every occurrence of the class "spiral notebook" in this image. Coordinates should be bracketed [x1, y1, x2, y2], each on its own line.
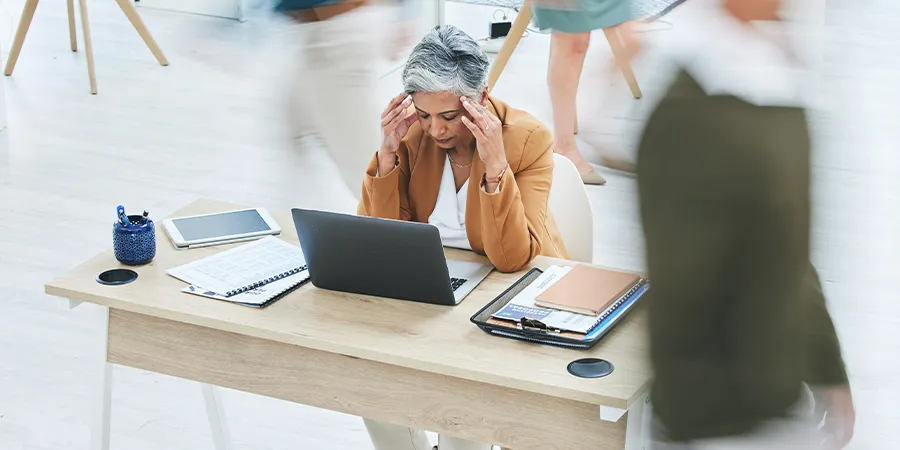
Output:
[472, 267, 649, 349]
[181, 269, 309, 308]
[167, 236, 307, 297]
[489, 265, 644, 334]
[535, 265, 642, 316]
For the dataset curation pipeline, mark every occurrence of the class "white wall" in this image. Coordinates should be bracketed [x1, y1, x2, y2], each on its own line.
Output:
[137, 0, 246, 20]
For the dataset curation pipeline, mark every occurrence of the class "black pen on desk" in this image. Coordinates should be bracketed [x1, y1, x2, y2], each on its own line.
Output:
[519, 317, 563, 334]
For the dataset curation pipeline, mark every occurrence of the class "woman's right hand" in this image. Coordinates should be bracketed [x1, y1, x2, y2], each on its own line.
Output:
[379, 93, 417, 172]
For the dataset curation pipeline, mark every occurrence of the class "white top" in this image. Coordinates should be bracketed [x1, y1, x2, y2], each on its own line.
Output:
[650, 0, 809, 107]
[428, 155, 471, 250]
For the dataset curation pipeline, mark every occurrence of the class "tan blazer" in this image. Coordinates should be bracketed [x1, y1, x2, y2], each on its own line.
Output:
[358, 96, 568, 273]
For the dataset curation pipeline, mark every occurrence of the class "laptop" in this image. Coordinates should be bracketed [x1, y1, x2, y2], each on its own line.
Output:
[291, 209, 493, 306]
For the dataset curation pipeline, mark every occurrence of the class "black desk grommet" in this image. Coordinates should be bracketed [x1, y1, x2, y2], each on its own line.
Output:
[97, 269, 138, 286]
[567, 358, 614, 378]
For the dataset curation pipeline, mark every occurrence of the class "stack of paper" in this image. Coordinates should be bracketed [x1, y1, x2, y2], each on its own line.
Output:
[168, 236, 309, 308]
[491, 266, 606, 334]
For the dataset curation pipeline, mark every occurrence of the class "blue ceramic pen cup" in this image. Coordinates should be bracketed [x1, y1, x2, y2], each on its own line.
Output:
[113, 215, 156, 265]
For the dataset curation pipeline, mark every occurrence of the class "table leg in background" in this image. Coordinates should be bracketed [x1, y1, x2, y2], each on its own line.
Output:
[435, 0, 446, 26]
[203, 383, 234, 450]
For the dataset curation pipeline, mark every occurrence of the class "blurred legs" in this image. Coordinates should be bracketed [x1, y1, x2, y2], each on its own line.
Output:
[547, 31, 599, 179]
[291, 5, 389, 199]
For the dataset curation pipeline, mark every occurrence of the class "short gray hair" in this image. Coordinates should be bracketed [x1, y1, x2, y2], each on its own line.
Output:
[402, 25, 490, 99]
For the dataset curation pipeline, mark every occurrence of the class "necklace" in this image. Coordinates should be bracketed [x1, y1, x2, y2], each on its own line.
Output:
[447, 152, 473, 169]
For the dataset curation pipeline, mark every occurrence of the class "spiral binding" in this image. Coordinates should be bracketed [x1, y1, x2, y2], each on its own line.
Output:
[225, 265, 308, 297]
[517, 279, 646, 334]
[491, 329, 587, 349]
[253, 276, 309, 308]
[593, 279, 647, 325]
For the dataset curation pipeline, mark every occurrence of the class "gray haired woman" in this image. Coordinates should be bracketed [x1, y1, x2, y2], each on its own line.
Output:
[359, 24, 568, 449]
[359, 25, 568, 276]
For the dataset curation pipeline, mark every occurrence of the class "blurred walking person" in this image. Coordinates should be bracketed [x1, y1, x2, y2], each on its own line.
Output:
[636, 0, 855, 449]
[532, 0, 642, 185]
[279, 0, 415, 199]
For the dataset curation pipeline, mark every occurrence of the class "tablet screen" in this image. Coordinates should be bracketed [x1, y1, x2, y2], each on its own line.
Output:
[172, 210, 271, 242]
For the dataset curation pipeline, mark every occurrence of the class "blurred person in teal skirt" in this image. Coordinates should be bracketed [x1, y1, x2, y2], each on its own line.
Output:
[533, 0, 640, 185]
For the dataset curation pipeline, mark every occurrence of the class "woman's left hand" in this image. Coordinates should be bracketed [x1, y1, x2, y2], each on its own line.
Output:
[461, 96, 508, 178]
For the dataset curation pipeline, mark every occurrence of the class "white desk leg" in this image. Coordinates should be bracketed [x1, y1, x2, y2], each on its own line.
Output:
[91, 306, 113, 450]
[78, 302, 231, 450]
[202, 384, 233, 450]
[624, 393, 652, 450]
[599, 392, 651, 450]
[236, 0, 247, 22]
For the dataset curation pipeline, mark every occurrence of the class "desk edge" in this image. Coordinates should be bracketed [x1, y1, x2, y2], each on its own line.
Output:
[45, 282, 648, 410]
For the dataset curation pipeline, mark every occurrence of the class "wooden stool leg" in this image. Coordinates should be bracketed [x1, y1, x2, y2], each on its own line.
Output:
[78, 0, 97, 94]
[114, 0, 169, 66]
[4, 0, 41, 76]
[486, 0, 531, 92]
[67, 0, 77, 51]
[603, 28, 642, 99]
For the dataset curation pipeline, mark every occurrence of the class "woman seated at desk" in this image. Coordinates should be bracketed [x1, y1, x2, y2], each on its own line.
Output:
[358, 25, 569, 276]
[358, 24, 568, 450]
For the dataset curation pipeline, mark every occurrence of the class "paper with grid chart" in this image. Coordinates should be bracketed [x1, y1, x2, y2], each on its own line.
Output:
[167, 236, 306, 296]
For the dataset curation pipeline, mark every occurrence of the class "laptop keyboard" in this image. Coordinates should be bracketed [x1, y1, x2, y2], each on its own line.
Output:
[450, 277, 468, 292]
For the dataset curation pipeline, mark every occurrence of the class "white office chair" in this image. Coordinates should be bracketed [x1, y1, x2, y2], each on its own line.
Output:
[548, 154, 595, 263]
[497, 155, 595, 450]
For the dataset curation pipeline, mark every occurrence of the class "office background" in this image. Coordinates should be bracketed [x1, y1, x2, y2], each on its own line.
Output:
[0, 0, 897, 449]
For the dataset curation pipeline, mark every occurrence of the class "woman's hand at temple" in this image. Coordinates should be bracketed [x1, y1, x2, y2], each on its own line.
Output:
[461, 96, 508, 192]
[379, 92, 417, 176]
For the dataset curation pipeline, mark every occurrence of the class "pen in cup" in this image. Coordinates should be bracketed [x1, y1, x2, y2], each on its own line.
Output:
[117, 205, 131, 226]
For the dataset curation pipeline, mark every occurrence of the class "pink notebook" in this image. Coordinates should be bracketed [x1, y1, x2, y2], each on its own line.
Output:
[535, 265, 641, 316]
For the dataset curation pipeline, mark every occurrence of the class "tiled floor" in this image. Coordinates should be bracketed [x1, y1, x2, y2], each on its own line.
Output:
[0, 0, 896, 449]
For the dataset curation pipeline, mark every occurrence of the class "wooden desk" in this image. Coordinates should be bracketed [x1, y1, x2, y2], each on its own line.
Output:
[45, 199, 652, 450]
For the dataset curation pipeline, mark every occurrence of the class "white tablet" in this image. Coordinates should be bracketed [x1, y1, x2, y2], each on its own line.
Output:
[162, 208, 282, 248]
